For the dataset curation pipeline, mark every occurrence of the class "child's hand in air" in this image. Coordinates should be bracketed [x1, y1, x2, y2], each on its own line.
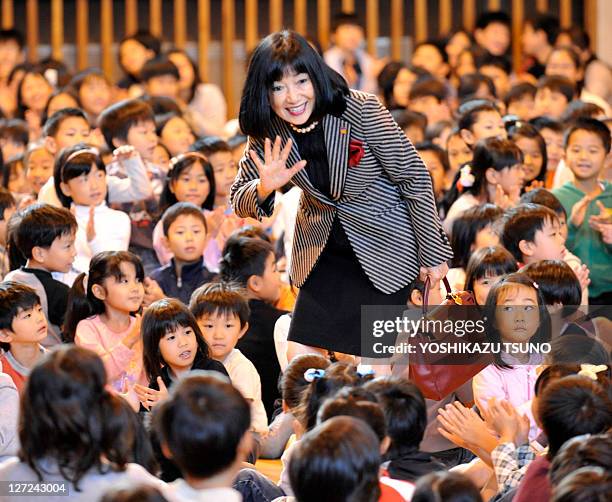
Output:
[573, 263, 591, 291]
[483, 398, 529, 445]
[205, 206, 226, 239]
[524, 180, 545, 192]
[589, 202, 612, 243]
[142, 277, 165, 307]
[437, 401, 497, 454]
[569, 195, 594, 227]
[134, 377, 169, 410]
[112, 145, 140, 163]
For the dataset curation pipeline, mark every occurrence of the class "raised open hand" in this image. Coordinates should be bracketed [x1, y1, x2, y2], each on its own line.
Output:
[249, 136, 307, 201]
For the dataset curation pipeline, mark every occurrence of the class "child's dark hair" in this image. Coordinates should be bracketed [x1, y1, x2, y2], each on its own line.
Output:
[229, 224, 272, 243]
[412, 471, 482, 502]
[64, 251, 144, 342]
[154, 372, 250, 479]
[118, 30, 161, 76]
[189, 281, 250, 328]
[464, 245, 518, 296]
[551, 466, 611, 502]
[507, 121, 547, 184]
[538, 375, 612, 458]
[449, 204, 503, 268]
[167, 48, 202, 103]
[6, 208, 25, 270]
[504, 82, 537, 109]
[0, 186, 15, 219]
[520, 260, 581, 307]
[0, 28, 24, 49]
[20, 345, 147, 489]
[409, 77, 449, 103]
[142, 298, 211, 383]
[476, 10, 511, 30]
[15, 203, 77, 260]
[562, 101, 605, 124]
[476, 53, 512, 75]
[16, 69, 50, 119]
[457, 99, 501, 132]
[98, 98, 155, 150]
[529, 115, 564, 134]
[297, 362, 369, 432]
[219, 236, 274, 287]
[443, 137, 522, 211]
[318, 387, 386, 441]
[331, 11, 363, 31]
[191, 135, 232, 157]
[0, 281, 41, 351]
[563, 117, 611, 153]
[2, 155, 22, 189]
[395, 110, 427, 135]
[281, 353, 331, 409]
[458, 73, 496, 101]
[547, 336, 610, 368]
[140, 56, 180, 83]
[526, 13, 560, 45]
[363, 377, 427, 455]
[0, 118, 29, 148]
[483, 272, 551, 368]
[550, 433, 612, 487]
[161, 201, 207, 237]
[159, 151, 215, 212]
[289, 416, 381, 502]
[42, 107, 88, 138]
[520, 188, 566, 219]
[501, 203, 560, 262]
[415, 141, 449, 171]
[537, 75, 576, 103]
[54, 143, 106, 208]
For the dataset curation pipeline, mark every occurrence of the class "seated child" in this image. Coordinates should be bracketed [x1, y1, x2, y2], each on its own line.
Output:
[289, 416, 382, 502]
[4, 203, 77, 345]
[140, 56, 181, 101]
[464, 246, 519, 306]
[445, 127, 472, 190]
[415, 141, 449, 202]
[0, 282, 47, 393]
[507, 122, 547, 191]
[156, 373, 252, 501]
[365, 377, 446, 485]
[219, 236, 286, 419]
[530, 116, 564, 185]
[477, 53, 511, 99]
[408, 77, 452, 126]
[24, 140, 54, 196]
[54, 143, 131, 274]
[190, 282, 268, 433]
[0, 187, 15, 279]
[552, 118, 612, 304]
[3, 155, 29, 199]
[69, 68, 113, 124]
[395, 110, 427, 145]
[146, 202, 214, 305]
[501, 203, 565, 266]
[0, 345, 161, 497]
[505, 83, 537, 121]
[64, 251, 147, 410]
[534, 75, 575, 119]
[156, 112, 195, 157]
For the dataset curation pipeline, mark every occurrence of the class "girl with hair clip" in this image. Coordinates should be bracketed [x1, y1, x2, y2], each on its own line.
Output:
[473, 273, 551, 424]
[464, 246, 519, 306]
[443, 137, 525, 234]
[151, 151, 227, 273]
[0, 345, 160, 500]
[167, 48, 228, 138]
[507, 121, 548, 192]
[447, 203, 504, 291]
[64, 251, 146, 410]
[54, 143, 131, 274]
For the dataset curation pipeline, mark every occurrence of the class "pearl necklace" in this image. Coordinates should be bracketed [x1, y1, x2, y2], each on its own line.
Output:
[289, 120, 319, 134]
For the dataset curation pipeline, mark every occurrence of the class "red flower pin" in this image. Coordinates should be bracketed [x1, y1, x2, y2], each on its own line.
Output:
[348, 139, 365, 167]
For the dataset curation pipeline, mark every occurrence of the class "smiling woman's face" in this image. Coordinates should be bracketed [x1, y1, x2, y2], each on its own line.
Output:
[269, 70, 316, 126]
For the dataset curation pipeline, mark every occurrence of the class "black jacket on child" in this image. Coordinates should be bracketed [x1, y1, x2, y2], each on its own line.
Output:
[237, 299, 288, 419]
[149, 258, 215, 305]
[384, 448, 447, 482]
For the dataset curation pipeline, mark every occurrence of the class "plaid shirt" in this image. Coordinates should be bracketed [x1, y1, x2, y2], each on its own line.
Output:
[491, 441, 538, 497]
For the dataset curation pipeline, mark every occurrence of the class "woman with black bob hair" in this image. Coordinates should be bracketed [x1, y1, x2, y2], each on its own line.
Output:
[232, 31, 452, 359]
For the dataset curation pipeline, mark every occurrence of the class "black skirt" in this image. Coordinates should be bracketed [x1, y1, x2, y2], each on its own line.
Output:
[288, 217, 411, 355]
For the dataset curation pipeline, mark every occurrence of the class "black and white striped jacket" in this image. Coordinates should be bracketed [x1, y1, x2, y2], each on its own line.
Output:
[230, 90, 453, 294]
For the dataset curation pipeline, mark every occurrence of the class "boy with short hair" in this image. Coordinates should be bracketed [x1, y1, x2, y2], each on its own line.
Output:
[4, 203, 77, 346]
[0, 281, 48, 393]
[474, 11, 511, 57]
[505, 83, 537, 121]
[534, 75, 575, 119]
[408, 77, 452, 126]
[140, 56, 181, 101]
[323, 11, 378, 93]
[394, 110, 427, 145]
[477, 53, 512, 99]
[521, 14, 559, 79]
[411, 40, 449, 80]
[553, 117, 612, 304]
[190, 282, 269, 433]
[0, 119, 28, 162]
[0, 188, 15, 279]
[219, 236, 286, 418]
[192, 136, 237, 208]
[146, 202, 214, 304]
[156, 373, 252, 502]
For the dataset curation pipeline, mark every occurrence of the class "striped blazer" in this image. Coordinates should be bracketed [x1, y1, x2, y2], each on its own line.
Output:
[230, 90, 453, 294]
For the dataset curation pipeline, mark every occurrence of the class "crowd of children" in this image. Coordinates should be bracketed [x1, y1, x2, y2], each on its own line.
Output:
[0, 8, 610, 502]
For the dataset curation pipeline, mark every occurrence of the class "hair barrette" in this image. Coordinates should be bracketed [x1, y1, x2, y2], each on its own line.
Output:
[304, 368, 325, 383]
[532, 281, 539, 289]
[578, 364, 607, 381]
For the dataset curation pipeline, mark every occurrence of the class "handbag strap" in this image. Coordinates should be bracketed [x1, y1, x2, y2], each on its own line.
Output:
[422, 276, 452, 315]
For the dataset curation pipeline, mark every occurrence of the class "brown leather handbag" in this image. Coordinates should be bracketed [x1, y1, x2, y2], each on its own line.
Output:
[408, 277, 490, 401]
